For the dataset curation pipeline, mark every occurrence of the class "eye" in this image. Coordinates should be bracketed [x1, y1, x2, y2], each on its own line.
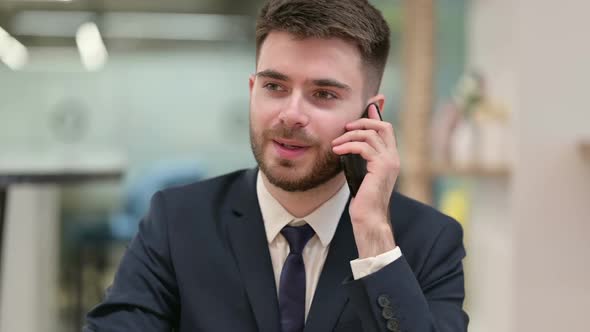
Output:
[313, 90, 338, 100]
[263, 82, 286, 92]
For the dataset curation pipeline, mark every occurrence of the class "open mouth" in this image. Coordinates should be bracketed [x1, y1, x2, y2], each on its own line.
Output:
[272, 140, 310, 158]
[275, 141, 304, 150]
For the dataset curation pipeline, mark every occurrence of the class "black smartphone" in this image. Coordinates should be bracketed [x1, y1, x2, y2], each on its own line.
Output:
[340, 103, 383, 197]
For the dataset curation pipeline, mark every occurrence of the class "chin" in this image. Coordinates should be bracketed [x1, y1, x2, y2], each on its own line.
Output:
[261, 156, 342, 192]
[267, 159, 310, 179]
[252, 138, 342, 192]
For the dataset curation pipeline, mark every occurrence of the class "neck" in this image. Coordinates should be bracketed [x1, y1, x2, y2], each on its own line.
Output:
[261, 171, 347, 218]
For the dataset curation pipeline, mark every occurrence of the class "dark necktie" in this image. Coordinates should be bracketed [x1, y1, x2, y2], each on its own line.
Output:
[278, 223, 315, 332]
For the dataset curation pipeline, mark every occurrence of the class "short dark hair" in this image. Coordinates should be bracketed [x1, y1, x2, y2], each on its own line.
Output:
[255, 0, 391, 94]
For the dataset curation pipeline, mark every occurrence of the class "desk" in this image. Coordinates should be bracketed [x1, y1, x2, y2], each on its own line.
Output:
[0, 151, 125, 332]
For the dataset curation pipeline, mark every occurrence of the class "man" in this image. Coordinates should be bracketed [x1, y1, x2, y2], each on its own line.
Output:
[85, 0, 468, 331]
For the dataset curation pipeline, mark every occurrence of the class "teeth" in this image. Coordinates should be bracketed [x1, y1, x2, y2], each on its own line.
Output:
[280, 143, 300, 149]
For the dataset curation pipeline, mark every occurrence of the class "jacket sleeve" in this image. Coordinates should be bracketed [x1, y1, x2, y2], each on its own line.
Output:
[84, 191, 180, 332]
[345, 220, 468, 332]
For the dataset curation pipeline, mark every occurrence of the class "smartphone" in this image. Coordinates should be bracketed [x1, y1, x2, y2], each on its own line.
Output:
[340, 103, 383, 197]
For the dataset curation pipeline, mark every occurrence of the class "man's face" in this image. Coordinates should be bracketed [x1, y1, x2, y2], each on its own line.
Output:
[249, 31, 369, 192]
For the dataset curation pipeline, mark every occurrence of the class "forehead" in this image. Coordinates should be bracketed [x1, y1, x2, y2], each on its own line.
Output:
[257, 31, 364, 86]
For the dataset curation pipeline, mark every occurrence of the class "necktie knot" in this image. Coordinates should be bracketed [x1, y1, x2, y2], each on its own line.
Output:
[281, 223, 315, 255]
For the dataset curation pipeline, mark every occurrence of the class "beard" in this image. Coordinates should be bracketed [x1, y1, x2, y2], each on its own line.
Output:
[250, 123, 342, 192]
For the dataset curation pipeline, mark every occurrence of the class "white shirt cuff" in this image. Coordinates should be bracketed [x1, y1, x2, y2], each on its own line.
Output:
[350, 246, 402, 280]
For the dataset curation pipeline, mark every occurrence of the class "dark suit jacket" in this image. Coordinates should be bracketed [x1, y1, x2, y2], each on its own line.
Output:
[85, 168, 468, 331]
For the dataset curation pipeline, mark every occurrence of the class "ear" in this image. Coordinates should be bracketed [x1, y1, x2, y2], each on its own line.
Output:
[368, 94, 385, 112]
[249, 74, 255, 95]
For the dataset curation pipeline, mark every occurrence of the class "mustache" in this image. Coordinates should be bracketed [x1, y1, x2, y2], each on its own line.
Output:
[263, 125, 318, 145]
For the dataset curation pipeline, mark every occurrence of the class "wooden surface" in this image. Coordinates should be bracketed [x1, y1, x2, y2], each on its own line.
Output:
[0, 150, 126, 186]
[400, 0, 435, 204]
[0, 171, 124, 186]
[580, 141, 590, 159]
[432, 163, 511, 177]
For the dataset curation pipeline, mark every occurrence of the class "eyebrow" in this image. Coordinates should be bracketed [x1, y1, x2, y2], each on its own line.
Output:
[256, 69, 290, 81]
[255, 69, 351, 91]
[312, 78, 351, 91]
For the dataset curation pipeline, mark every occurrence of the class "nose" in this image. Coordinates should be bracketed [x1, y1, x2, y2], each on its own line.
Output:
[278, 94, 310, 129]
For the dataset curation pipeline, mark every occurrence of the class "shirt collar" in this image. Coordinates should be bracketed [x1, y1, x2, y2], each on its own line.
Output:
[256, 171, 350, 247]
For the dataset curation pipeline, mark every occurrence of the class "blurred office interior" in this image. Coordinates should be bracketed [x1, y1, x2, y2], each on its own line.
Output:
[0, 0, 589, 331]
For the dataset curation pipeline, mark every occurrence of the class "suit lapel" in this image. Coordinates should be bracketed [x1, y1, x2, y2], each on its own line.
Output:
[304, 205, 358, 332]
[226, 169, 281, 332]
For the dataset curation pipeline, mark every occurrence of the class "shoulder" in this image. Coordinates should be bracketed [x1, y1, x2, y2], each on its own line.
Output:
[389, 191, 464, 262]
[157, 168, 253, 207]
[391, 191, 461, 232]
[146, 168, 257, 231]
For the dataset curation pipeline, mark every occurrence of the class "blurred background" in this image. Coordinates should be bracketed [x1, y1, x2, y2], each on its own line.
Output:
[0, 0, 588, 331]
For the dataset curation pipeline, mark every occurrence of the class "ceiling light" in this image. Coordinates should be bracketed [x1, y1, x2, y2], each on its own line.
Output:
[75, 22, 107, 71]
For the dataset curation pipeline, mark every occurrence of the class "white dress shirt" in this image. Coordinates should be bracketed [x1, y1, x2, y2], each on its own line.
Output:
[256, 172, 402, 319]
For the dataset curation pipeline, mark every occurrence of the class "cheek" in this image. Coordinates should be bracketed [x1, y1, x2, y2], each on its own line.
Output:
[312, 114, 349, 143]
[250, 96, 275, 129]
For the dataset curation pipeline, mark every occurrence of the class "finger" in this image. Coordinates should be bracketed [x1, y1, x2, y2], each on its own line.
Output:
[331, 129, 386, 151]
[332, 141, 378, 161]
[345, 119, 397, 148]
[367, 103, 382, 120]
